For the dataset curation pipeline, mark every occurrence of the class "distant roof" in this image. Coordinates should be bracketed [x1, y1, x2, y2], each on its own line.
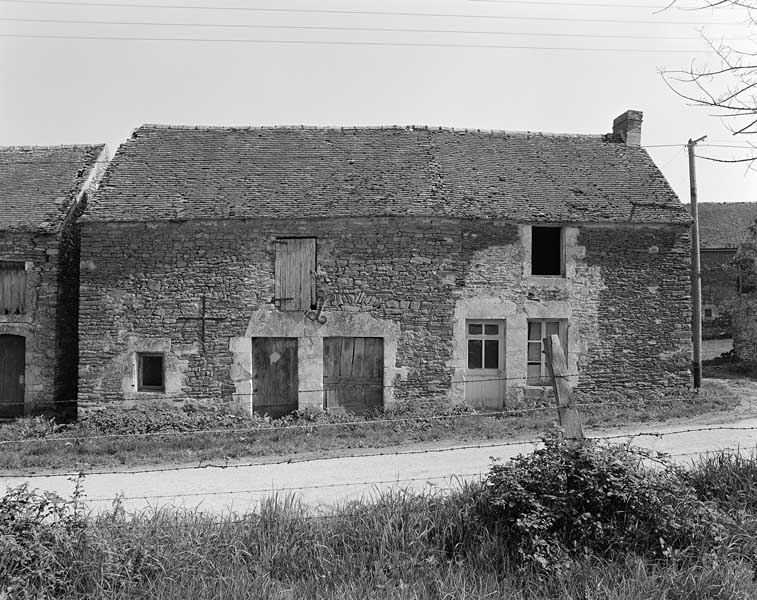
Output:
[84, 125, 689, 224]
[697, 202, 757, 249]
[0, 145, 106, 232]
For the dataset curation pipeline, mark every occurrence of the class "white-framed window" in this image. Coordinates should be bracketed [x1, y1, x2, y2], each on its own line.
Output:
[466, 320, 504, 370]
[531, 226, 564, 277]
[703, 305, 718, 321]
[137, 353, 165, 392]
[0, 262, 26, 315]
[527, 319, 567, 385]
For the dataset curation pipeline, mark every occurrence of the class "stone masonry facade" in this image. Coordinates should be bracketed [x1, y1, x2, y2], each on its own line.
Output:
[78, 217, 692, 412]
[0, 225, 80, 416]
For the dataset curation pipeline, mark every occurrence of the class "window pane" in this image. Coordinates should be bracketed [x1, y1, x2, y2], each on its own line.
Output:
[484, 340, 499, 369]
[546, 321, 560, 337]
[527, 364, 542, 383]
[140, 355, 164, 389]
[527, 321, 541, 341]
[484, 324, 499, 336]
[467, 340, 482, 369]
[468, 323, 482, 335]
[527, 342, 542, 362]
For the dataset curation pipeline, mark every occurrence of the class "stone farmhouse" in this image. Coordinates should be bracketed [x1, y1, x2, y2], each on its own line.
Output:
[0, 145, 107, 419]
[730, 217, 757, 362]
[697, 202, 757, 339]
[77, 110, 692, 416]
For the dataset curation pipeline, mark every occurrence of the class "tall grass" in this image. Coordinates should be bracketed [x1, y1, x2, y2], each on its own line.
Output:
[3, 445, 756, 599]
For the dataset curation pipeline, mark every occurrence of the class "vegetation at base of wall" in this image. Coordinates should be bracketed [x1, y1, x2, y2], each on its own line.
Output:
[0, 381, 739, 473]
[1, 444, 756, 600]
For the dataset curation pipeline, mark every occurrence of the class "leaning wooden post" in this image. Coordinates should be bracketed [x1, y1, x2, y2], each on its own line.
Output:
[543, 334, 584, 446]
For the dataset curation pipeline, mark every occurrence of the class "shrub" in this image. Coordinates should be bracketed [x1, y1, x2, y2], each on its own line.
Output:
[0, 478, 86, 599]
[476, 432, 726, 572]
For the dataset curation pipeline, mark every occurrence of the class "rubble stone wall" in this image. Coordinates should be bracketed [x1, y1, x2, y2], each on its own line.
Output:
[78, 217, 692, 411]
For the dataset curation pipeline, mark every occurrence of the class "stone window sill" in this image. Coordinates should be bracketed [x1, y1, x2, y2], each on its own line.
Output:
[527, 276, 568, 288]
[0, 314, 33, 324]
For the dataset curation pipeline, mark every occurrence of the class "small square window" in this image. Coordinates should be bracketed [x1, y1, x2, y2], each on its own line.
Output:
[138, 353, 165, 392]
[531, 226, 564, 276]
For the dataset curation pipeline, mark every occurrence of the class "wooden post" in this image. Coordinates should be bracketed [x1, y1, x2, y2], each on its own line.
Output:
[688, 135, 707, 389]
[543, 334, 584, 445]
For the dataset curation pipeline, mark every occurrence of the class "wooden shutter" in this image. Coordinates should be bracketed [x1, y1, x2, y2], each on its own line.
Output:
[0, 263, 26, 315]
[274, 238, 315, 311]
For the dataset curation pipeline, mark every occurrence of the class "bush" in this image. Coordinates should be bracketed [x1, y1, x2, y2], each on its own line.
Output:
[0, 478, 86, 599]
[476, 432, 726, 572]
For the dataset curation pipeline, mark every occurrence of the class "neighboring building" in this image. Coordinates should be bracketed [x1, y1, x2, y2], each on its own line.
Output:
[78, 111, 692, 416]
[0, 145, 107, 419]
[697, 202, 757, 339]
[731, 218, 757, 362]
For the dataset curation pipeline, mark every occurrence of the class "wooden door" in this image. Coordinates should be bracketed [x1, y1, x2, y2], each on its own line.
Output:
[464, 320, 505, 409]
[251, 337, 298, 418]
[323, 337, 383, 415]
[0, 335, 25, 418]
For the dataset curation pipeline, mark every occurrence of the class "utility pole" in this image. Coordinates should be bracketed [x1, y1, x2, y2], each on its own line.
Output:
[688, 135, 707, 389]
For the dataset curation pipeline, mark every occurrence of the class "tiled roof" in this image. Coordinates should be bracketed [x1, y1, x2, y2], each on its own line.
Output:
[697, 202, 757, 250]
[84, 125, 689, 224]
[0, 145, 106, 232]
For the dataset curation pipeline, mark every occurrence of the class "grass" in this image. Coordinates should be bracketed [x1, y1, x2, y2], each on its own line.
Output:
[0, 383, 741, 473]
[2, 446, 756, 599]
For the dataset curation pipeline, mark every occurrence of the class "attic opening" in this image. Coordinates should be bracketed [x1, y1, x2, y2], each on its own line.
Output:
[531, 226, 564, 276]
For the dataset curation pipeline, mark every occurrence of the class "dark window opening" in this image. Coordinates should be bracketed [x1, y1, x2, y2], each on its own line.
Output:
[704, 308, 713, 318]
[0, 262, 26, 315]
[531, 227, 563, 276]
[138, 353, 165, 392]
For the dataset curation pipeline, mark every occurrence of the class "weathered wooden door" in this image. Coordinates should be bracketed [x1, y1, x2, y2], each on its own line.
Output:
[251, 337, 298, 418]
[464, 321, 505, 409]
[0, 335, 25, 418]
[323, 337, 383, 415]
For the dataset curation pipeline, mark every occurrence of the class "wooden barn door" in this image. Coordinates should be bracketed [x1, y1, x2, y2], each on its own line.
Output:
[0, 335, 25, 419]
[251, 338, 298, 418]
[323, 337, 383, 415]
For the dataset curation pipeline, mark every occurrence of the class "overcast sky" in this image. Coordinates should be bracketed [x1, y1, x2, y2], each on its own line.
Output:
[2, 0, 757, 207]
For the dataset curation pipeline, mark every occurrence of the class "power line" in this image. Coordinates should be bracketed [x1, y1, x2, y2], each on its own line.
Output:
[0, 0, 743, 26]
[1, 16, 737, 42]
[0, 33, 714, 51]
[468, 0, 667, 6]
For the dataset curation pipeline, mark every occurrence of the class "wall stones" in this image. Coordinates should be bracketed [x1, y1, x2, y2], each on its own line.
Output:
[78, 217, 692, 412]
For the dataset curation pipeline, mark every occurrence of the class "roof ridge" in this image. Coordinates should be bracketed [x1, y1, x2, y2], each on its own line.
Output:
[0, 143, 106, 152]
[135, 123, 609, 140]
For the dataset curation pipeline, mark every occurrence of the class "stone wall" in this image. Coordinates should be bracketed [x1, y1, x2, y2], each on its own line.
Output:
[0, 230, 74, 415]
[78, 217, 692, 412]
[701, 249, 738, 339]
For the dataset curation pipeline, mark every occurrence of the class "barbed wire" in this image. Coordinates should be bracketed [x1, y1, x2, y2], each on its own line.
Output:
[0, 393, 750, 448]
[84, 472, 485, 503]
[0, 439, 544, 478]
[2, 423, 755, 480]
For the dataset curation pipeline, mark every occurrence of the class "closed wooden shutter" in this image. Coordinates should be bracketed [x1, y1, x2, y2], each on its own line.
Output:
[274, 238, 315, 311]
[0, 263, 26, 315]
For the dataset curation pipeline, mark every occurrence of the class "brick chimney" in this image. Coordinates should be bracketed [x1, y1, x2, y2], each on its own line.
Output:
[612, 110, 643, 146]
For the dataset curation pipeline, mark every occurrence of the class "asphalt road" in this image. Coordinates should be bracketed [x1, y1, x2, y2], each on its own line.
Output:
[3, 407, 756, 516]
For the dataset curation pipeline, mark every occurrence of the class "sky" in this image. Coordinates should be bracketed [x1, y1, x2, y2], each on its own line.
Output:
[2, 0, 757, 206]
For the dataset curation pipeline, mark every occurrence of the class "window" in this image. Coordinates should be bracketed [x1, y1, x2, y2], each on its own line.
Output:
[467, 321, 503, 370]
[137, 353, 165, 392]
[704, 308, 712, 318]
[527, 320, 567, 385]
[274, 238, 316, 311]
[0, 262, 26, 315]
[531, 226, 563, 276]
